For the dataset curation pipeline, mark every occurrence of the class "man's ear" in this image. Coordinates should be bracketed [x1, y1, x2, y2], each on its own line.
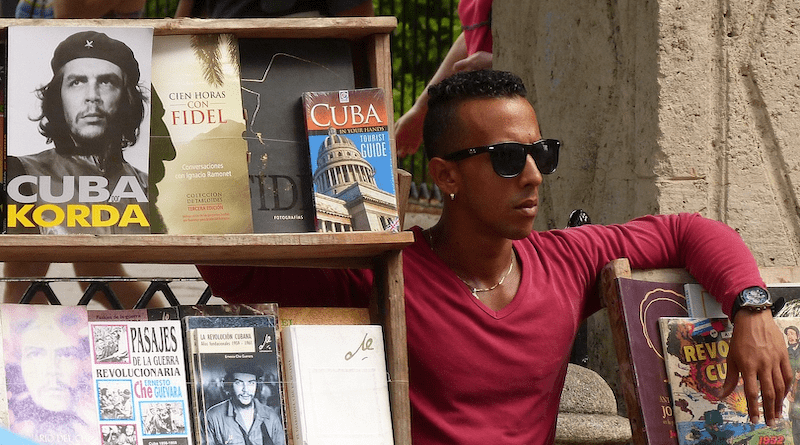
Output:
[428, 157, 459, 197]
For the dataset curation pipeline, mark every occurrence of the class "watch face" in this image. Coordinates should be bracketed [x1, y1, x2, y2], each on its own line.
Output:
[742, 287, 771, 305]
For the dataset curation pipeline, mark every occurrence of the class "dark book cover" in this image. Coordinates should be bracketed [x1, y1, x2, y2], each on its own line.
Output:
[238, 38, 355, 233]
[184, 315, 286, 445]
[302, 88, 399, 232]
[608, 278, 687, 445]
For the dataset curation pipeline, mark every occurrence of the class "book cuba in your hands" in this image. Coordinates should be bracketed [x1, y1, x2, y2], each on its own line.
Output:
[5, 25, 154, 234]
[302, 87, 399, 233]
[659, 317, 793, 445]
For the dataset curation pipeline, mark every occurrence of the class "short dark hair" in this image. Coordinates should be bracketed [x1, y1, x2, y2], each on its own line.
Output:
[423, 70, 528, 160]
[223, 363, 263, 395]
[34, 63, 147, 157]
[785, 326, 799, 337]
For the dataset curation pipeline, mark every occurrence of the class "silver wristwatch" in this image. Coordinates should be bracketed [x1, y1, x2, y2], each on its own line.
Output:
[730, 286, 782, 320]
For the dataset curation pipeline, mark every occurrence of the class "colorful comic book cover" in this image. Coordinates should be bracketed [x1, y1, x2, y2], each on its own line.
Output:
[660, 317, 792, 444]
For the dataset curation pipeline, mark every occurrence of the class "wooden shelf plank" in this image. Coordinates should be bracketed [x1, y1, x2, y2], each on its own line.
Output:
[0, 232, 415, 265]
[0, 17, 398, 40]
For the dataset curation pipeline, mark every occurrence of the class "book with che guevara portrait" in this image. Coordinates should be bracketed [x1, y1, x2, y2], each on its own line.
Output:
[5, 25, 153, 234]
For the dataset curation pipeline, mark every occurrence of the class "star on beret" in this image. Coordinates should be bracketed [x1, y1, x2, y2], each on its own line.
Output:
[85, 40, 93, 49]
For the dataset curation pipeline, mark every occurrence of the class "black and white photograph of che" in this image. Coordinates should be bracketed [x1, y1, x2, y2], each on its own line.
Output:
[5, 25, 153, 234]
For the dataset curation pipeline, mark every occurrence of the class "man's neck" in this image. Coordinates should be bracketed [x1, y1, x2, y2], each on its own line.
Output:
[426, 215, 521, 311]
[430, 213, 516, 277]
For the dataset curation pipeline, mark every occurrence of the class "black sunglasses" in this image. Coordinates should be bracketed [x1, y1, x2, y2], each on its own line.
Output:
[441, 139, 560, 178]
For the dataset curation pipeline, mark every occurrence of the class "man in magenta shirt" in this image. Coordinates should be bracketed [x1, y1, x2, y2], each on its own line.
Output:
[199, 70, 790, 444]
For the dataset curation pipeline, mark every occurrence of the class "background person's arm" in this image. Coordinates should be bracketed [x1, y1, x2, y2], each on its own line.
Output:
[394, 33, 492, 157]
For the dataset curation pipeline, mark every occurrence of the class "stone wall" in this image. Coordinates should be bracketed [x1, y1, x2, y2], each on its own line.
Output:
[493, 0, 800, 262]
[493, 0, 800, 415]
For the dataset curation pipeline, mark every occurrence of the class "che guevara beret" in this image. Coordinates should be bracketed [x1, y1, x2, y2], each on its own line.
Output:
[51, 30, 140, 81]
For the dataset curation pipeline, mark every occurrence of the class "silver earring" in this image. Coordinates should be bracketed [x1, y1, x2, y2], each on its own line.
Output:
[450, 193, 455, 201]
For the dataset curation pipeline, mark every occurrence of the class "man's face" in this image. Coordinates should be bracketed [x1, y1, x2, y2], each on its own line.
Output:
[443, 96, 544, 240]
[231, 372, 258, 407]
[60, 57, 123, 144]
[20, 323, 85, 412]
[788, 329, 798, 345]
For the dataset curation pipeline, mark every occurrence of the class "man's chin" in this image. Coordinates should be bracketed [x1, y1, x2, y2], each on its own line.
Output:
[234, 397, 253, 407]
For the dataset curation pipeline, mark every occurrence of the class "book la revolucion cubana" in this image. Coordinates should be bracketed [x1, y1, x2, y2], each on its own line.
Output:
[5, 25, 153, 234]
[659, 317, 792, 445]
[302, 88, 399, 233]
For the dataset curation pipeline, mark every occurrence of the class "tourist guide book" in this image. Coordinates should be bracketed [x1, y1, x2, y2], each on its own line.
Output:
[150, 34, 253, 235]
[302, 87, 399, 233]
[602, 278, 686, 445]
[5, 25, 153, 235]
[0, 304, 100, 444]
[659, 317, 792, 444]
[281, 324, 394, 445]
[90, 318, 193, 445]
[238, 38, 355, 233]
[184, 314, 287, 445]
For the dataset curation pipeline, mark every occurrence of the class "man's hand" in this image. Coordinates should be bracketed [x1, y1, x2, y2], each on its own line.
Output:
[395, 102, 426, 157]
[722, 310, 792, 426]
[452, 51, 493, 73]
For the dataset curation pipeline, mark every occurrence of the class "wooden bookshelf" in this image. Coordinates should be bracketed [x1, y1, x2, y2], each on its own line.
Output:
[0, 17, 413, 445]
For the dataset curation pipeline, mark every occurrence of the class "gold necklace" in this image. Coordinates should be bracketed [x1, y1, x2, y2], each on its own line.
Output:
[427, 229, 516, 298]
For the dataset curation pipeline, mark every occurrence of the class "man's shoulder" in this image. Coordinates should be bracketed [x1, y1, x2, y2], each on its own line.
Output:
[205, 399, 231, 417]
[13, 149, 62, 175]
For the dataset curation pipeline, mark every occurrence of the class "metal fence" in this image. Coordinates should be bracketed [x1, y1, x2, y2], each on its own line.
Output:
[145, 0, 457, 192]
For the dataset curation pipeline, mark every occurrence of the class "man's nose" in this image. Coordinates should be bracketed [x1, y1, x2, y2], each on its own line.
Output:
[518, 152, 543, 187]
[85, 81, 101, 102]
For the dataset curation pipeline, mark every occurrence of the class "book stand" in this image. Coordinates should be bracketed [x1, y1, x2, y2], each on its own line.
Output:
[0, 17, 413, 445]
